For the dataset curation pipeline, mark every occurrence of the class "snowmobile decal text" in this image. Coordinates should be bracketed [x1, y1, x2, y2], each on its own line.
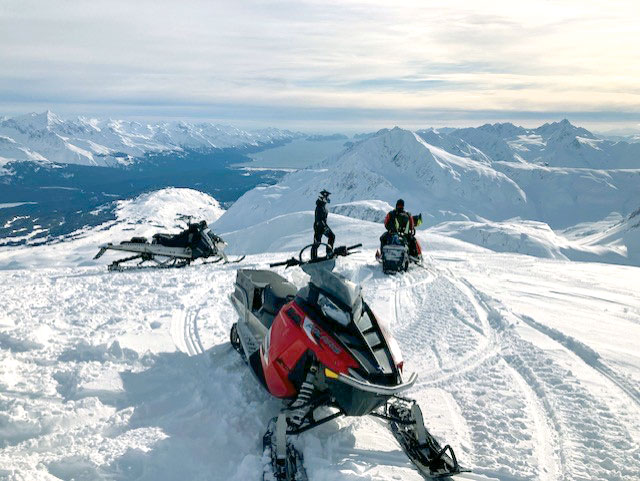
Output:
[303, 317, 342, 354]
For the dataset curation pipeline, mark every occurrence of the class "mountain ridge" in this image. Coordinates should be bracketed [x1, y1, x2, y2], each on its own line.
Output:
[0, 111, 304, 169]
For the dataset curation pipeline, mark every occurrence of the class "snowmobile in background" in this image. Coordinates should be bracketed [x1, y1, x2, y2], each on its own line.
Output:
[378, 233, 412, 274]
[229, 242, 465, 480]
[376, 214, 424, 274]
[94, 216, 244, 271]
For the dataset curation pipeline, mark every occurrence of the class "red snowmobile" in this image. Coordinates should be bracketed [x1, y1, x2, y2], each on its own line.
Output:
[229, 243, 466, 480]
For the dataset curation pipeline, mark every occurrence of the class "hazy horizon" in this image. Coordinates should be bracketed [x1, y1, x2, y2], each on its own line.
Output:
[2, 1, 639, 133]
[3, 109, 639, 136]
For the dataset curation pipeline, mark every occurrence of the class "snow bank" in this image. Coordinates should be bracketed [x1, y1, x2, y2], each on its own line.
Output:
[329, 199, 392, 223]
[221, 211, 383, 255]
[429, 218, 632, 264]
[114, 188, 224, 229]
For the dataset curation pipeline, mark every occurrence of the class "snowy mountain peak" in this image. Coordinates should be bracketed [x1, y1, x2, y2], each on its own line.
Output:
[17, 110, 63, 130]
[0, 112, 304, 168]
[1, 110, 63, 133]
[215, 126, 529, 232]
[476, 122, 527, 138]
[535, 118, 594, 140]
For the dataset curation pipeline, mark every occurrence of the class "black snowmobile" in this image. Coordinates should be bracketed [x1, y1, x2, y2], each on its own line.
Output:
[379, 233, 412, 274]
[229, 242, 466, 480]
[94, 216, 244, 271]
[377, 214, 424, 274]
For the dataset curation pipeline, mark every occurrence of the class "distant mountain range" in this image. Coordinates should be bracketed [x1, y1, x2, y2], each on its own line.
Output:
[217, 122, 639, 230]
[0, 111, 302, 170]
[417, 119, 640, 168]
[215, 122, 639, 265]
[0, 112, 307, 246]
[2, 113, 639, 263]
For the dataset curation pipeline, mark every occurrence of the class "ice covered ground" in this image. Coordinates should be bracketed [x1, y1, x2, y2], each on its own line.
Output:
[1, 205, 639, 480]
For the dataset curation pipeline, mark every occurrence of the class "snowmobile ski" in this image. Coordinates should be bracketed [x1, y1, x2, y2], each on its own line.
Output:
[385, 398, 468, 478]
[226, 255, 246, 264]
[263, 415, 308, 481]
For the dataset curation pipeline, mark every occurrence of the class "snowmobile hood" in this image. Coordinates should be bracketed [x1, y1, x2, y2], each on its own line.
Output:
[302, 262, 361, 311]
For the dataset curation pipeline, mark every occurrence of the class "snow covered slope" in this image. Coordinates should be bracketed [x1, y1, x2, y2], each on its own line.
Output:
[215, 127, 529, 231]
[0, 188, 224, 269]
[0, 111, 301, 168]
[421, 120, 640, 169]
[430, 218, 634, 265]
[0, 213, 638, 480]
[565, 206, 640, 265]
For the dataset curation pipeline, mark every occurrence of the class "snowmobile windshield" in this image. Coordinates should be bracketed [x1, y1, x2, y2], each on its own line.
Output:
[305, 265, 361, 309]
[318, 292, 350, 326]
[199, 228, 216, 252]
[390, 234, 406, 245]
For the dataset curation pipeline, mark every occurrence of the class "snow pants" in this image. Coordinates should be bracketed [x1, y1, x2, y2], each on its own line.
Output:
[311, 223, 335, 259]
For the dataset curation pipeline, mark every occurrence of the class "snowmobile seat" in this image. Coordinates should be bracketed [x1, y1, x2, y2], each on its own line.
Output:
[152, 231, 192, 248]
[261, 282, 297, 316]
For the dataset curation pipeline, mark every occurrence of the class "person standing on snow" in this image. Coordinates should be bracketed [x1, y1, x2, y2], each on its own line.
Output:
[311, 189, 335, 259]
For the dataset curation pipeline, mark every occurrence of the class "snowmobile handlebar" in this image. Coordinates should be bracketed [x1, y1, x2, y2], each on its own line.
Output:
[269, 243, 362, 268]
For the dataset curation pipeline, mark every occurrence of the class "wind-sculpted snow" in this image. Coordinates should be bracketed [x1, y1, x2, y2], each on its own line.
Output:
[329, 200, 393, 223]
[491, 162, 640, 228]
[430, 218, 635, 265]
[566, 206, 640, 266]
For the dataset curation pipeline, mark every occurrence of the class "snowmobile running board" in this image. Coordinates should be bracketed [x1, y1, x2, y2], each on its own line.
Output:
[94, 242, 193, 259]
[336, 371, 417, 395]
[95, 243, 245, 271]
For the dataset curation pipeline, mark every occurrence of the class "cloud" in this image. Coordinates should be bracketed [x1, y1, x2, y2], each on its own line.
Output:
[0, 0, 639, 127]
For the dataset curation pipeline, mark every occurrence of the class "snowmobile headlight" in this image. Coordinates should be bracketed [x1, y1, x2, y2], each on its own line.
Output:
[318, 293, 350, 327]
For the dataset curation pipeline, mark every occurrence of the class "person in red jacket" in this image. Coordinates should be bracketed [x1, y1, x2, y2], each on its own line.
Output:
[380, 199, 422, 258]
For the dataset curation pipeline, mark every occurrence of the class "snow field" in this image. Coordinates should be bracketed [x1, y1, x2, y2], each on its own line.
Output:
[1, 187, 639, 480]
[1, 240, 638, 480]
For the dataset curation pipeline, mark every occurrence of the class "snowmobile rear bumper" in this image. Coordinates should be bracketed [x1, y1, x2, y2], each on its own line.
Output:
[336, 370, 417, 395]
[328, 371, 418, 416]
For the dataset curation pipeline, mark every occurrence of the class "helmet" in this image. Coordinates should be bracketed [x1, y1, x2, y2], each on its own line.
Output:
[396, 198, 405, 210]
[319, 189, 331, 203]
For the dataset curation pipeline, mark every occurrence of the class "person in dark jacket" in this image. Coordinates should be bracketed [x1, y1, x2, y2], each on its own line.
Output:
[311, 189, 335, 259]
[379, 199, 421, 258]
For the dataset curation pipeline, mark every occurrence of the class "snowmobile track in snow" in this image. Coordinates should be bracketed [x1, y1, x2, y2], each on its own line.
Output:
[465, 282, 640, 481]
[171, 292, 208, 357]
[390, 263, 573, 479]
[518, 314, 640, 407]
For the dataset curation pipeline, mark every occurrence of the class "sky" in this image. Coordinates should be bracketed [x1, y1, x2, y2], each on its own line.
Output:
[1, 0, 639, 132]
